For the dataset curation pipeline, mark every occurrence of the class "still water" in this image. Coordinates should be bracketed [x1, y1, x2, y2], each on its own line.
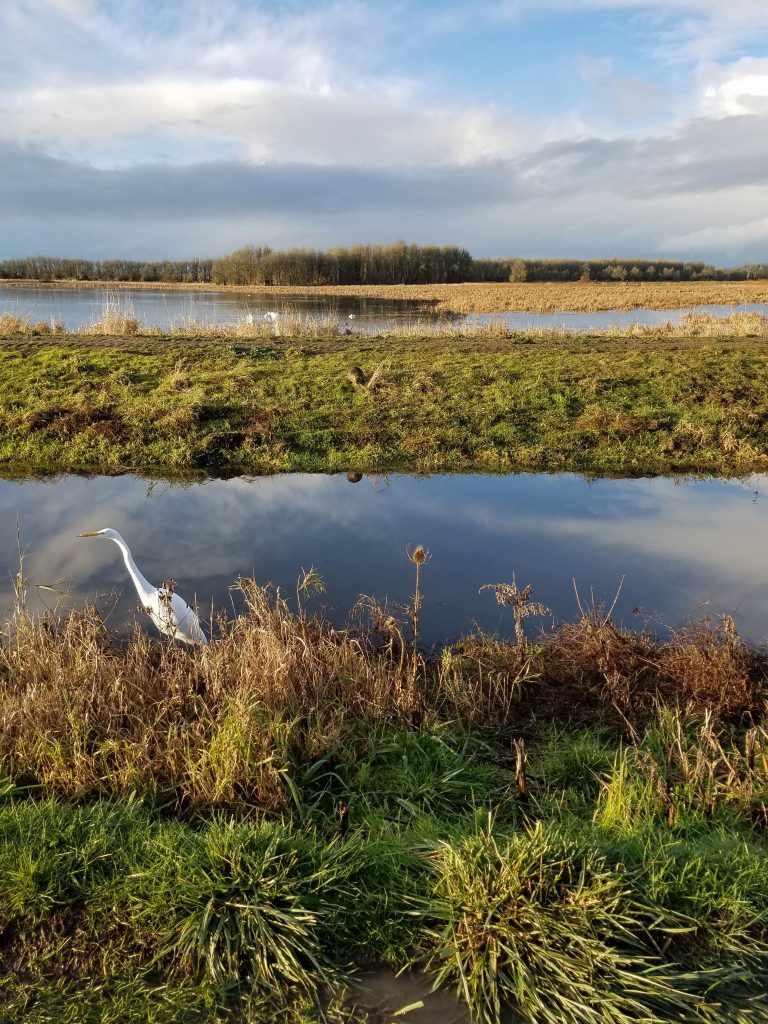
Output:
[2, 284, 767, 332]
[1, 472, 765, 646]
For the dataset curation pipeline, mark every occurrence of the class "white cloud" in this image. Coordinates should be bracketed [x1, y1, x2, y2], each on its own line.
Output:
[1, 1, 768, 259]
[698, 57, 768, 117]
[45, 0, 98, 14]
[661, 213, 768, 256]
[0, 74, 536, 168]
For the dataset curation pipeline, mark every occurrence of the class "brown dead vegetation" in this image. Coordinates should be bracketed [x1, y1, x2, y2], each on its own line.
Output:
[0, 581, 764, 811]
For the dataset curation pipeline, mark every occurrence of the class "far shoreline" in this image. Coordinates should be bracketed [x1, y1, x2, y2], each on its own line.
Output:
[3, 277, 768, 313]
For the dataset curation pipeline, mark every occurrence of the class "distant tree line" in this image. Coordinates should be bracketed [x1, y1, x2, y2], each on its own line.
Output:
[0, 256, 213, 283]
[506, 258, 768, 283]
[211, 242, 475, 285]
[2, 246, 767, 286]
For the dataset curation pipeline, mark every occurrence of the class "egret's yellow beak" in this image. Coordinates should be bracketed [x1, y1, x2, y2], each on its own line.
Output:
[77, 532, 100, 537]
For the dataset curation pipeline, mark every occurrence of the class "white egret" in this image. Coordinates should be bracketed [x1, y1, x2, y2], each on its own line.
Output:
[77, 528, 208, 645]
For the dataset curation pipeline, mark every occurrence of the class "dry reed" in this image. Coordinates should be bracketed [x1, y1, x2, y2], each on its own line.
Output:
[136, 280, 768, 315]
[0, 580, 422, 809]
[0, 313, 63, 337]
[0, 578, 764, 811]
[80, 300, 140, 336]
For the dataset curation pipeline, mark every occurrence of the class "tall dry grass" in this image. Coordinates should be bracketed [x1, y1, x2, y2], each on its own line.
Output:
[0, 574, 765, 811]
[0, 313, 64, 337]
[155, 307, 343, 340]
[604, 311, 768, 338]
[0, 580, 422, 809]
[80, 299, 140, 336]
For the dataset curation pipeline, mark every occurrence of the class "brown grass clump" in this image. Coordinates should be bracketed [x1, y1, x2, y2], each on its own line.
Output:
[81, 304, 140, 336]
[677, 311, 768, 337]
[438, 637, 539, 730]
[0, 314, 63, 337]
[604, 311, 768, 339]
[657, 616, 758, 717]
[537, 611, 763, 728]
[165, 309, 342, 341]
[168, 316, 274, 340]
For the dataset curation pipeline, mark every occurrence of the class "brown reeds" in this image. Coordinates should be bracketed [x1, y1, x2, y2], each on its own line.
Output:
[0, 581, 423, 810]
[0, 577, 764, 813]
[136, 280, 768, 315]
[80, 300, 140, 336]
[536, 609, 762, 727]
[0, 313, 63, 337]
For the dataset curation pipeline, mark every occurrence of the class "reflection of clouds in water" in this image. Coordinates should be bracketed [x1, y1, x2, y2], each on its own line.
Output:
[0, 472, 765, 644]
[444, 474, 767, 639]
[0, 474, 400, 632]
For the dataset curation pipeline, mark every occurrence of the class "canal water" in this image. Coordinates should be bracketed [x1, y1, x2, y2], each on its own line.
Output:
[1, 471, 765, 646]
[2, 284, 767, 333]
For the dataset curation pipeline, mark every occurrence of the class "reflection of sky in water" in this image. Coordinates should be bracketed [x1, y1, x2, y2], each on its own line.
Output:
[0, 472, 766, 646]
[2, 285, 767, 333]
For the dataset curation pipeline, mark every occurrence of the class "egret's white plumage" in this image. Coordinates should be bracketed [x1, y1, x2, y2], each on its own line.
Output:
[77, 528, 207, 645]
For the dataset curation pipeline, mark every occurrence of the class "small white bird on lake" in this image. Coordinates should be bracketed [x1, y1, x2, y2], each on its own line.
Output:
[77, 528, 207, 645]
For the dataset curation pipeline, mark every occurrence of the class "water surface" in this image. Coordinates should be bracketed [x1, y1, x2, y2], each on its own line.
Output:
[1, 472, 765, 645]
[2, 284, 766, 333]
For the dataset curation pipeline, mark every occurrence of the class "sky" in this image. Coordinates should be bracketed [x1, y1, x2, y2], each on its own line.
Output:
[1, 0, 768, 261]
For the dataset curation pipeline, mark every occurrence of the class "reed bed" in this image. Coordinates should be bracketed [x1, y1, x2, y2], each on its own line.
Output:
[79, 299, 141, 337]
[6, 277, 768, 313]
[165, 309, 343, 341]
[130, 279, 768, 315]
[0, 580, 767, 1022]
[3, 304, 768, 342]
[0, 583, 765, 809]
[252, 280, 768, 315]
[0, 313, 64, 336]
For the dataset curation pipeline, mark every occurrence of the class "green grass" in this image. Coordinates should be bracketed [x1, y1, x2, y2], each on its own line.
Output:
[1, 719, 766, 1024]
[0, 333, 767, 474]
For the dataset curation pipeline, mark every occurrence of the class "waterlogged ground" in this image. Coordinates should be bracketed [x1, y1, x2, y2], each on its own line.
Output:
[0, 284, 437, 332]
[3, 283, 768, 331]
[2, 471, 767, 645]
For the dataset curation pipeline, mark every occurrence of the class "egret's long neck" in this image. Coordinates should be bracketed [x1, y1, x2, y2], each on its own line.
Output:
[111, 536, 154, 605]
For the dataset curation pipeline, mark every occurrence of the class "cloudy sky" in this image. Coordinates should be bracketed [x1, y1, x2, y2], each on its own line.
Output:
[2, 0, 768, 261]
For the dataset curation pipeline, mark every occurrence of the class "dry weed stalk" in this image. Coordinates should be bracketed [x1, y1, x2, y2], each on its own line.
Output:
[481, 576, 549, 646]
[407, 545, 429, 687]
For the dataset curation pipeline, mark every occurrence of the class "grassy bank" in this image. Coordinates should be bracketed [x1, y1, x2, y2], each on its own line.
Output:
[0, 325, 767, 475]
[4, 277, 768, 313]
[0, 584, 766, 1023]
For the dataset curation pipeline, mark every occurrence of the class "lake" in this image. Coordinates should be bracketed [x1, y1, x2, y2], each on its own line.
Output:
[2, 284, 767, 332]
[1, 471, 765, 646]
